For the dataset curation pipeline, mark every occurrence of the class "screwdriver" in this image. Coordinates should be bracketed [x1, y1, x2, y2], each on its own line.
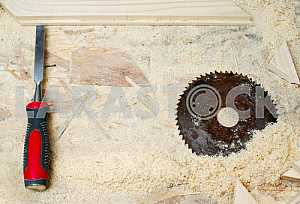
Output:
[23, 25, 50, 191]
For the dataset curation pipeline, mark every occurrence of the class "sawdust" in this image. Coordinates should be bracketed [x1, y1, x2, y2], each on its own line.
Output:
[0, 1, 300, 204]
[235, 0, 298, 61]
[0, 106, 11, 121]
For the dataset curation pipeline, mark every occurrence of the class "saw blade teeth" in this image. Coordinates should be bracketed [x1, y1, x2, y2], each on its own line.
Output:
[175, 71, 278, 157]
[182, 90, 189, 95]
[183, 137, 188, 145]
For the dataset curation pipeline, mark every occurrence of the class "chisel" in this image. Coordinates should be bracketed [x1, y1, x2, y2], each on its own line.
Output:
[23, 25, 50, 191]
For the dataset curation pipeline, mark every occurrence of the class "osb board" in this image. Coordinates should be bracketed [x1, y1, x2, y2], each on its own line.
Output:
[0, 0, 252, 25]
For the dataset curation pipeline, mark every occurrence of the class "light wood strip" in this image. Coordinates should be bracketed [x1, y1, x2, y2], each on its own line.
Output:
[0, 0, 252, 25]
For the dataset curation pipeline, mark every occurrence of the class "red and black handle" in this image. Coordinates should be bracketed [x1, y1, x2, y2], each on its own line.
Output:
[23, 102, 49, 191]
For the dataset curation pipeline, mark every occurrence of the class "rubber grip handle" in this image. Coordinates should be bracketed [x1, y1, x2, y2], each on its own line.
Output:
[23, 102, 49, 191]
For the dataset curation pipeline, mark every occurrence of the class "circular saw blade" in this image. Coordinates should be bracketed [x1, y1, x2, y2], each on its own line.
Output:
[176, 72, 277, 157]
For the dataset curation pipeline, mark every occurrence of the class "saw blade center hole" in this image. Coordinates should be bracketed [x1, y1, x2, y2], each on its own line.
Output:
[217, 107, 239, 128]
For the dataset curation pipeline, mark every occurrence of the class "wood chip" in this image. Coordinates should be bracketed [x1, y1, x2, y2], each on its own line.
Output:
[234, 180, 257, 204]
[281, 168, 300, 182]
[269, 42, 300, 84]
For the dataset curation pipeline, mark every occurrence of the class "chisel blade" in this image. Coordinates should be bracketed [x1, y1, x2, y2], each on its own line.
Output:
[34, 25, 45, 84]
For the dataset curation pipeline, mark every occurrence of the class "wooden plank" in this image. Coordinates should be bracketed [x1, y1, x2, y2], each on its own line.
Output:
[234, 180, 257, 204]
[0, 0, 252, 25]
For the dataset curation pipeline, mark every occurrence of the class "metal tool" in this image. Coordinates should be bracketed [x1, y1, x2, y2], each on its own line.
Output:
[176, 72, 277, 157]
[23, 25, 50, 191]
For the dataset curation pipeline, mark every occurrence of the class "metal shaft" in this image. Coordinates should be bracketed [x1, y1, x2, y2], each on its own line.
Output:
[33, 25, 45, 102]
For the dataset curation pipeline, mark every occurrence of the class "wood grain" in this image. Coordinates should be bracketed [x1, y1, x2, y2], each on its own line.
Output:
[0, 0, 252, 25]
[71, 48, 149, 87]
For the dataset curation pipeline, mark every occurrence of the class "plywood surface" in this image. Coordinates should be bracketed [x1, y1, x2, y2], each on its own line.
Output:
[0, 0, 252, 25]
